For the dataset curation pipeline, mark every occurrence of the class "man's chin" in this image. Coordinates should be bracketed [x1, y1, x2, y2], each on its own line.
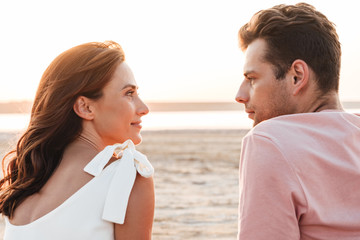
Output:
[252, 118, 260, 127]
[253, 114, 282, 127]
[253, 117, 266, 127]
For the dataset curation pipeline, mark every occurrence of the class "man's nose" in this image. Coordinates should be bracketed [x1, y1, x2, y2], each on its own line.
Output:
[235, 80, 249, 104]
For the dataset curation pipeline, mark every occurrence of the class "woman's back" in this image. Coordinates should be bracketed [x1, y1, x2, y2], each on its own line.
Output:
[5, 151, 116, 239]
[4, 139, 154, 240]
[10, 140, 97, 226]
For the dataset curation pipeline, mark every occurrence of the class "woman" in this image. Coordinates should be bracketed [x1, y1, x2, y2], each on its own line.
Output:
[0, 41, 154, 239]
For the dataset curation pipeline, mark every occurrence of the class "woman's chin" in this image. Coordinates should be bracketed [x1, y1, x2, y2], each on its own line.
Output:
[108, 134, 142, 145]
[129, 134, 142, 145]
[132, 137, 142, 145]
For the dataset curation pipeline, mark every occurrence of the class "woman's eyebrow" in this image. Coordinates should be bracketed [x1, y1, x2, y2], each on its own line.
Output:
[121, 84, 138, 90]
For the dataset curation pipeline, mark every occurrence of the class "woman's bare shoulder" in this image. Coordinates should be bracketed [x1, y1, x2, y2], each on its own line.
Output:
[114, 174, 155, 239]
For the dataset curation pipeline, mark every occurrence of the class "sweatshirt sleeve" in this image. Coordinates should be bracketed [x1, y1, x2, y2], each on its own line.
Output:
[238, 133, 307, 240]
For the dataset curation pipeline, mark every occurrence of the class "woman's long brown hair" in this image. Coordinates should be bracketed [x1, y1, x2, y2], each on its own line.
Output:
[0, 41, 125, 218]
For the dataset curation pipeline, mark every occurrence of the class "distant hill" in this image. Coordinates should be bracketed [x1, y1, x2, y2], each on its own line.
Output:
[0, 101, 33, 113]
[342, 101, 360, 109]
[0, 101, 244, 113]
[0, 100, 359, 113]
[146, 102, 244, 111]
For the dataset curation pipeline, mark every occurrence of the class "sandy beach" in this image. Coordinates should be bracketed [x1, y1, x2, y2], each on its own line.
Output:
[0, 129, 248, 239]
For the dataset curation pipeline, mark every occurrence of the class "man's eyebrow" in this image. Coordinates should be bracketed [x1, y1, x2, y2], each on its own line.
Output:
[244, 70, 256, 77]
[121, 84, 138, 90]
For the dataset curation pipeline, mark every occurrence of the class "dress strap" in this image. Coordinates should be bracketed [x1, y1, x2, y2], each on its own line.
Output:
[84, 140, 154, 224]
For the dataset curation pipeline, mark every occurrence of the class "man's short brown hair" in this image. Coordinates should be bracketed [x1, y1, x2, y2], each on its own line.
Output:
[238, 3, 341, 93]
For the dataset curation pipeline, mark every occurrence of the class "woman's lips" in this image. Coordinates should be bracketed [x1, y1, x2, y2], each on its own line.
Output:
[131, 121, 142, 128]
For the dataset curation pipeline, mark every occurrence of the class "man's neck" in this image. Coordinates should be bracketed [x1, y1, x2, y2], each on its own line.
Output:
[304, 91, 343, 113]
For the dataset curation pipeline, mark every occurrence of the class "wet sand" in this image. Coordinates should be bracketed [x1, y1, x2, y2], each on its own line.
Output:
[0, 129, 248, 239]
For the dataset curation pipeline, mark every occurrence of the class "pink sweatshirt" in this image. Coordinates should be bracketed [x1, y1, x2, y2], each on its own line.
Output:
[238, 111, 360, 239]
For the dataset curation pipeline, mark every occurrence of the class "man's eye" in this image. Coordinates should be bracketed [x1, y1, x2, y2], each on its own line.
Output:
[246, 77, 255, 85]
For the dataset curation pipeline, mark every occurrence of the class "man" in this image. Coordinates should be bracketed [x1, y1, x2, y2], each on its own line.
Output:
[235, 3, 360, 239]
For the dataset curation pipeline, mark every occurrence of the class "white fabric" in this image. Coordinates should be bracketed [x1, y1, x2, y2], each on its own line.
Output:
[84, 139, 154, 224]
[4, 140, 154, 240]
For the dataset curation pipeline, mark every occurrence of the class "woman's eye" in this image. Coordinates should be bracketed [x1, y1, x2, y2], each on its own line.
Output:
[126, 90, 135, 96]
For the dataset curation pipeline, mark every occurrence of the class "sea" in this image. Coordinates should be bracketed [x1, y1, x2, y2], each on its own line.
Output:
[0, 109, 359, 133]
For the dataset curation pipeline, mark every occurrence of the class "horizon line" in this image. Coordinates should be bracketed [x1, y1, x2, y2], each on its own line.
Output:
[0, 100, 360, 114]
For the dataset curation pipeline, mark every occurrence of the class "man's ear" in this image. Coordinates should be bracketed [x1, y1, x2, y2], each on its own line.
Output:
[290, 59, 309, 96]
[73, 96, 95, 120]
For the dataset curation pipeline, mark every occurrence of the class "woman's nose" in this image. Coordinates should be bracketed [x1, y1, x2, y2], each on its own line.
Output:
[137, 98, 149, 116]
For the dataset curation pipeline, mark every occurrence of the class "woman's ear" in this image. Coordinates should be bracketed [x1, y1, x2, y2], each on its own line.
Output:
[290, 59, 309, 96]
[73, 96, 95, 120]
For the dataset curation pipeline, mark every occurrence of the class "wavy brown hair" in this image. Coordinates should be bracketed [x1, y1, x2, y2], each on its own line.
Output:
[238, 3, 341, 93]
[0, 41, 125, 218]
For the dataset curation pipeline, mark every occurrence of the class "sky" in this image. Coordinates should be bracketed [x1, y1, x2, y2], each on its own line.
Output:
[0, 0, 359, 103]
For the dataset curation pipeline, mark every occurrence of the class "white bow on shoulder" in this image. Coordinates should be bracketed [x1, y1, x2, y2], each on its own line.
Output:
[84, 140, 154, 224]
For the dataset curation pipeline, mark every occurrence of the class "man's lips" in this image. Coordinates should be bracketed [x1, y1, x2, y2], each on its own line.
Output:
[245, 110, 255, 120]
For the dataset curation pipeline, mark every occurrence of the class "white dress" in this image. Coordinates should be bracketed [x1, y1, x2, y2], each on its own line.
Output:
[3, 140, 154, 240]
